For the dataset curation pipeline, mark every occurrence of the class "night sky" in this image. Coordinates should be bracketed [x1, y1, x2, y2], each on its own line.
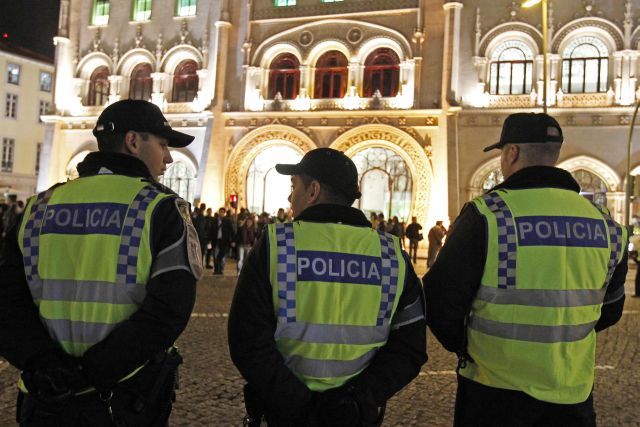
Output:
[0, 0, 61, 59]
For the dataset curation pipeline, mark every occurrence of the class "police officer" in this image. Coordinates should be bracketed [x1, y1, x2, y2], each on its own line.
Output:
[228, 148, 427, 426]
[0, 99, 202, 426]
[424, 113, 628, 426]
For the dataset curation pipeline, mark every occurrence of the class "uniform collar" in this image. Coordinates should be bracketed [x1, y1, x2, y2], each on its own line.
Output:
[77, 152, 153, 179]
[492, 166, 580, 193]
[294, 204, 372, 227]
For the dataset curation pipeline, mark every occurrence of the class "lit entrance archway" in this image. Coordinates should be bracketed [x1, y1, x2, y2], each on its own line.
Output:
[66, 150, 92, 180]
[161, 161, 196, 204]
[225, 125, 317, 210]
[246, 145, 303, 214]
[352, 147, 412, 220]
[330, 125, 433, 226]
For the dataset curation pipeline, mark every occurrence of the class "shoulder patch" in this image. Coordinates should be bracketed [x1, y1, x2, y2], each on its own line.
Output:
[175, 199, 193, 225]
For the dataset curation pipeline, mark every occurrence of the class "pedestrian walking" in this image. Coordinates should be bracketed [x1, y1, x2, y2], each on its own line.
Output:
[212, 207, 234, 275]
[236, 215, 257, 272]
[204, 207, 215, 269]
[192, 203, 208, 259]
[0, 99, 202, 426]
[405, 216, 423, 263]
[427, 221, 446, 268]
[228, 148, 426, 426]
[423, 113, 628, 426]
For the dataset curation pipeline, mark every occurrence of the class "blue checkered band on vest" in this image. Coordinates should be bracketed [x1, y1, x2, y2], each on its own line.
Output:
[22, 189, 56, 283]
[483, 192, 517, 289]
[377, 231, 399, 326]
[591, 203, 624, 287]
[275, 223, 297, 323]
[116, 186, 160, 285]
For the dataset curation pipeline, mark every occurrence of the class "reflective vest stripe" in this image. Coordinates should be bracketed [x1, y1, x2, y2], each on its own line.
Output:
[44, 318, 119, 344]
[116, 186, 160, 285]
[594, 205, 625, 286]
[469, 315, 598, 343]
[475, 285, 607, 307]
[483, 192, 517, 289]
[275, 322, 387, 344]
[283, 349, 377, 378]
[22, 188, 55, 284]
[377, 231, 399, 326]
[391, 297, 425, 330]
[275, 223, 296, 323]
[39, 279, 146, 304]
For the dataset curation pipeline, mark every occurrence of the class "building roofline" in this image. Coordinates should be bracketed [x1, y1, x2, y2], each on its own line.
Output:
[0, 41, 54, 65]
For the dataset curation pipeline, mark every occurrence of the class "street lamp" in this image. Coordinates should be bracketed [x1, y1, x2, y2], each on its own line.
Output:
[522, 0, 548, 114]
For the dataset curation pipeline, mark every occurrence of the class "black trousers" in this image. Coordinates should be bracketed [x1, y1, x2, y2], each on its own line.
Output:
[454, 376, 596, 427]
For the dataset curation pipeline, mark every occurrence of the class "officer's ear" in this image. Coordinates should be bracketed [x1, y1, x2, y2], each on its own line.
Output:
[123, 131, 140, 155]
[307, 180, 322, 204]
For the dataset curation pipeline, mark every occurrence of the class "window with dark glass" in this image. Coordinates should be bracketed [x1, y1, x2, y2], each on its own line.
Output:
[489, 41, 533, 95]
[562, 37, 609, 94]
[2, 138, 15, 172]
[133, 0, 152, 21]
[314, 51, 348, 99]
[172, 60, 199, 102]
[5, 94, 17, 118]
[35, 142, 42, 176]
[92, 0, 110, 25]
[176, 0, 196, 16]
[38, 100, 50, 122]
[7, 63, 20, 85]
[268, 53, 300, 100]
[87, 66, 110, 106]
[40, 71, 52, 92]
[129, 63, 152, 101]
[363, 48, 400, 97]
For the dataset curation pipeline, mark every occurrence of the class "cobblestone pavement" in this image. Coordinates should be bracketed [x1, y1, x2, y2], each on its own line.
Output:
[1, 260, 639, 426]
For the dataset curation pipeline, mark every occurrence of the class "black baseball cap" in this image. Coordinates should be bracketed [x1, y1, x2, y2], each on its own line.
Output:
[483, 113, 564, 152]
[275, 148, 362, 200]
[92, 99, 195, 148]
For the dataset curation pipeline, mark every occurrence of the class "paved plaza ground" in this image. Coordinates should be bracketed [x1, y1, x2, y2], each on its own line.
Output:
[1, 260, 638, 426]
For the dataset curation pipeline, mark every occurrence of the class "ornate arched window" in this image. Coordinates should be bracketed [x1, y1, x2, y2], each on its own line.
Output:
[66, 150, 92, 180]
[129, 63, 152, 100]
[562, 36, 609, 93]
[351, 147, 413, 220]
[160, 160, 196, 203]
[482, 169, 504, 191]
[489, 40, 533, 95]
[87, 66, 110, 106]
[363, 48, 400, 97]
[314, 51, 348, 99]
[172, 60, 199, 102]
[571, 169, 608, 206]
[268, 53, 300, 100]
[247, 145, 303, 214]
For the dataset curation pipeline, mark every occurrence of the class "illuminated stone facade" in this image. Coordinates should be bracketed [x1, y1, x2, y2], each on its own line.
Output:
[42, 0, 640, 226]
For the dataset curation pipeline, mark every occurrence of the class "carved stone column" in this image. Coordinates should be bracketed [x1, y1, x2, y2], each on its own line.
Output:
[107, 75, 123, 104]
[150, 72, 167, 108]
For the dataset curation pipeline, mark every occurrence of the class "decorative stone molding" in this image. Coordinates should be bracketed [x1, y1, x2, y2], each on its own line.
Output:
[551, 18, 624, 53]
[556, 155, 621, 191]
[253, 0, 419, 21]
[485, 94, 534, 109]
[224, 126, 318, 207]
[556, 92, 610, 108]
[469, 156, 501, 197]
[478, 22, 543, 57]
[329, 124, 433, 227]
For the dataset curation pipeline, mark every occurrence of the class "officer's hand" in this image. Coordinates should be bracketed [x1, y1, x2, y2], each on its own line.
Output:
[318, 386, 361, 427]
[22, 349, 89, 404]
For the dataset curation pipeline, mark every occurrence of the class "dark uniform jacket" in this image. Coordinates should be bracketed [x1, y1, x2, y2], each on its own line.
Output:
[0, 152, 197, 386]
[424, 165, 627, 356]
[228, 203, 427, 425]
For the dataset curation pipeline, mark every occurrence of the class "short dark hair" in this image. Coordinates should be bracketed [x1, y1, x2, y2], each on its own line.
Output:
[96, 131, 151, 152]
[299, 173, 355, 206]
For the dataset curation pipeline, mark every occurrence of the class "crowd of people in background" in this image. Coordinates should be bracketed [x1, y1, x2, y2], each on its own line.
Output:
[190, 204, 294, 275]
[0, 195, 24, 253]
[190, 203, 448, 273]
